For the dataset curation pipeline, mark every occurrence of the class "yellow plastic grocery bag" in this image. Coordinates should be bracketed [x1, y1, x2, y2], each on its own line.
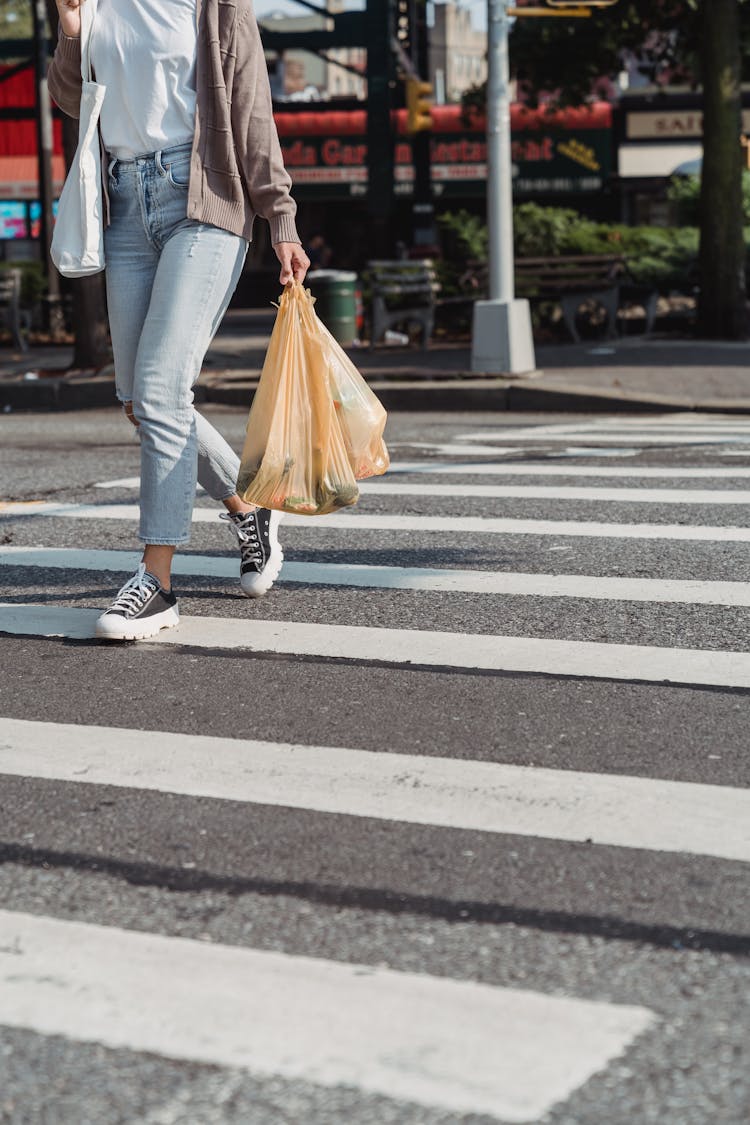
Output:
[237, 281, 388, 515]
[319, 317, 389, 480]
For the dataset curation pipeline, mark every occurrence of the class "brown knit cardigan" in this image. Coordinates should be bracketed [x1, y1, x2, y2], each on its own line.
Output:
[47, 0, 301, 246]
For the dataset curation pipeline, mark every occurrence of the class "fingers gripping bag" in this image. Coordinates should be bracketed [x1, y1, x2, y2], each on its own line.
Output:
[238, 281, 388, 515]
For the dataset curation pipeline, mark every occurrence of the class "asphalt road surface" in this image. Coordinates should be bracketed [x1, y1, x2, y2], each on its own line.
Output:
[0, 406, 749, 1125]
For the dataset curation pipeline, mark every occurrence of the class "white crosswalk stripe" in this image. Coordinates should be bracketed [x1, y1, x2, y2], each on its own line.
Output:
[577, 415, 750, 429]
[4, 545, 750, 604]
[2, 603, 750, 688]
[88, 477, 750, 503]
[456, 414, 750, 442]
[456, 431, 750, 445]
[0, 909, 654, 1123]
[1, 718, 746, 861]
[366, 482, 750, 503]
[93, 461, 750, 482]
[385, 461, 750, 479]
[388, 440, 524, 455]
[1, 413, 747, 1120]
[4, 500, 750, 541]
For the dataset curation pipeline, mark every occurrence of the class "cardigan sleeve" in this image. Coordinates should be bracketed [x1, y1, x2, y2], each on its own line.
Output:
[47, 28, 83, 120]
[231, 11, 301, 245]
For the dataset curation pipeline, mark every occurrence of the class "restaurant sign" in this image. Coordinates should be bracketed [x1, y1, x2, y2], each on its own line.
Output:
[280, 127, 612, 199]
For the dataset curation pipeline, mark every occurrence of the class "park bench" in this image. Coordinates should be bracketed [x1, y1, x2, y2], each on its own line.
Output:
[366, 259, 439, 349]
[453, 254, 658, 341]
[0, 268, 28, 352]
[516, 254, 659, 341]
[515, 254, 625, 343]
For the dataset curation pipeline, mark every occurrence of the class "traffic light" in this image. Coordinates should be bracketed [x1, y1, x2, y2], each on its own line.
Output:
[406, 77, 433, 134]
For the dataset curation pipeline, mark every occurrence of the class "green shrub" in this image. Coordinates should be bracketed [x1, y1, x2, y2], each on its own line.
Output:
[512, 203, 583, 256]
[437, 209, 488, 261]
[438, 205, 702, 293]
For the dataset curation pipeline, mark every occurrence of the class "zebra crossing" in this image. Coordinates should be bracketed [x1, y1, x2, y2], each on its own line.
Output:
[1, 410, 749, 1123]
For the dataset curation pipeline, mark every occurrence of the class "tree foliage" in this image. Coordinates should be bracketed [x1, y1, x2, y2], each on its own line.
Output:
[463, 1, 750, 110]
[510, 1, 701, 105]
[0, 0, 32, 41]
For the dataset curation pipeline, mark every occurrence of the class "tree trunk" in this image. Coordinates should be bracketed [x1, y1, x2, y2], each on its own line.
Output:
[46, 0, 111, 368]
[698, 0, 746, 339]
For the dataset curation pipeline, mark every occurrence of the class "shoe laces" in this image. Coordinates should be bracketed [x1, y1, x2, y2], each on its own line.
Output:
[109, 563, 159, 614]
[220, 510, 263, 564]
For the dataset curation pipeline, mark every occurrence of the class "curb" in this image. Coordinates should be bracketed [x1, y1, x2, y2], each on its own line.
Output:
[201, 377, 750, 415]
[0, 374, 210, 412]
[3, 371, 750, 415]
[505, 382, 750, 415]
[201, 378, 516, 412]
[0, 374, 118, 412]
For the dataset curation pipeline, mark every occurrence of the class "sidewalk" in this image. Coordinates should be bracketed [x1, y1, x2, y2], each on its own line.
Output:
[2, 307, 750, 412]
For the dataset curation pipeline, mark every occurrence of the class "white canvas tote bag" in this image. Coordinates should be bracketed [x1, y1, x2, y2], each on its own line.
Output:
[50, 0, 106, 277]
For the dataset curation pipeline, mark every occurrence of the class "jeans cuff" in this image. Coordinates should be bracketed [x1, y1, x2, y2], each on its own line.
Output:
[138, 537, 190, 546]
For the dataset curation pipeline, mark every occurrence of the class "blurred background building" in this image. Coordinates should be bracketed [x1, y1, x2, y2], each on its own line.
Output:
[263, 0, 367, 101]
[428, 2, 486, 105]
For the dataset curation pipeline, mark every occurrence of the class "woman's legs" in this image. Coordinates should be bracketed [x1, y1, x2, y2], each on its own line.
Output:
[126, 221, 247, 577]
[105, 146, 248, 571]
[99, 146, 257, 637]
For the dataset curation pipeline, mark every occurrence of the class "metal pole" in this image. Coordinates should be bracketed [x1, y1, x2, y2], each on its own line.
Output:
[411, 0, 434, 250]
[366, 0, 395, 243]
[486, 0, 514, 302]
[470, 0, 535, 373]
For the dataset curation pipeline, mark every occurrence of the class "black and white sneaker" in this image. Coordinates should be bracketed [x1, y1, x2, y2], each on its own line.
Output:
[220, 507, 284, 597]
[95, 563, 179, 641]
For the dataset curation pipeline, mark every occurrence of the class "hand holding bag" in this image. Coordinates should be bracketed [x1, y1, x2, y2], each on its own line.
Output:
[50, 0, 107, 278]
[237, 282, 389, 516]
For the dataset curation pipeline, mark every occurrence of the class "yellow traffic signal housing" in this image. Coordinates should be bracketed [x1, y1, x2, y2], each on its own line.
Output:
[406, 78, 433, 134]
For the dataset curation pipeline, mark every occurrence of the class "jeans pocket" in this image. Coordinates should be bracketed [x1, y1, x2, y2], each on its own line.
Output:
[164, 155, 191, 189]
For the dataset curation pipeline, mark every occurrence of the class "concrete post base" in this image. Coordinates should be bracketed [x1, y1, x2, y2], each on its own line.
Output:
[471, 298, 537, 376]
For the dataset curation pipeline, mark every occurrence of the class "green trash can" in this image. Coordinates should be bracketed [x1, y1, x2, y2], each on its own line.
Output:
[306, 269, 358, 346]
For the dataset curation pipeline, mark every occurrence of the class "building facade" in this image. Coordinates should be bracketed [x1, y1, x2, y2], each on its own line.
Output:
[428, 2, 487, 105]
[261, 1, 366, 102]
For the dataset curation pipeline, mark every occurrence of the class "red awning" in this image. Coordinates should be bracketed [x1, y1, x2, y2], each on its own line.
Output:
[274, 101, 612, 138]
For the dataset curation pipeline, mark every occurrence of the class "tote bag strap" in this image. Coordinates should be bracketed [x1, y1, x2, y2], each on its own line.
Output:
[79, 0, 99, 84]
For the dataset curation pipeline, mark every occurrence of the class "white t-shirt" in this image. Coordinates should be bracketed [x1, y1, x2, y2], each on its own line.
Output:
[90, 0, 198, 159]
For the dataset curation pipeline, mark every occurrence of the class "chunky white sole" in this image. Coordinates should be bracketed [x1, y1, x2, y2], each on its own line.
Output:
[95, 604, 180, 642]
[240, 510, 284, 598]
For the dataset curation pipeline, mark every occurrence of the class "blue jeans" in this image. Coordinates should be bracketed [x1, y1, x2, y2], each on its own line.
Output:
[104, 141, 248, 545]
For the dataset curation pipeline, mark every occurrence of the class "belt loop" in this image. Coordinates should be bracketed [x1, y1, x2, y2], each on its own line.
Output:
[154, 149, 165, 175]
[107, 156, 118, 176]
